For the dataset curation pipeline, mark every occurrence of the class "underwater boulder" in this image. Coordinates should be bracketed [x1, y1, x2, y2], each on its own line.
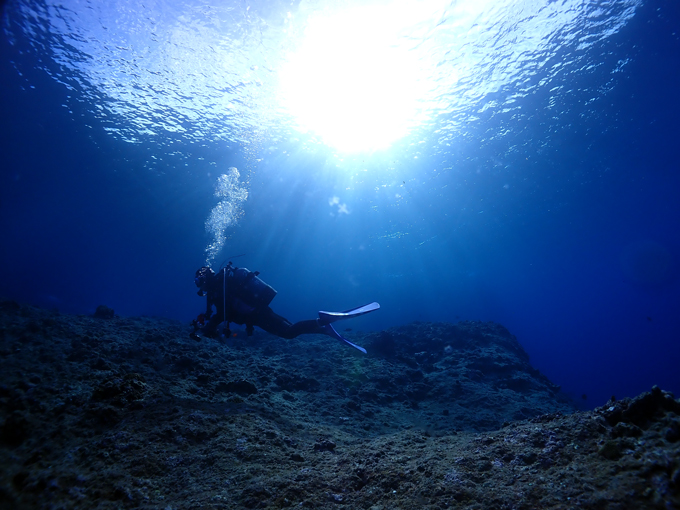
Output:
[93, 305, 115, 319]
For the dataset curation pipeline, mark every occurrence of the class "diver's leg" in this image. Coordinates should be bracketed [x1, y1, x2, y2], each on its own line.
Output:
[255, 307, 367, 352]
[253, 308, 293, 338]
[287, 319, 325, 338]
[255, 308, 324, 339]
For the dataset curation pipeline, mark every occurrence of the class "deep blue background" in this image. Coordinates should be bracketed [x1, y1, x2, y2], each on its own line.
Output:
[1, 0, 679, 409]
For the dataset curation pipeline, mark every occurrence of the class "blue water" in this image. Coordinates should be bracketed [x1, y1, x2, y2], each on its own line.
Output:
[1, 0, 679, 409]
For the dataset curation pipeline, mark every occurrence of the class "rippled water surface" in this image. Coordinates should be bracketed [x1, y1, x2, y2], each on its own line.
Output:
[4, 0, 640, 154]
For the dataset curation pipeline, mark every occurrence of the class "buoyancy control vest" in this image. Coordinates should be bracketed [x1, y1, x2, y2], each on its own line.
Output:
[221, 262, 277, 309]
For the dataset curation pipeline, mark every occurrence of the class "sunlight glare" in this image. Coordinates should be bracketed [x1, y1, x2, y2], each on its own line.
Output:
[279, 4, 431, 153]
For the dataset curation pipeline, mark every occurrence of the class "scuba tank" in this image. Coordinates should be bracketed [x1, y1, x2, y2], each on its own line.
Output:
[223, 262, 277, 308]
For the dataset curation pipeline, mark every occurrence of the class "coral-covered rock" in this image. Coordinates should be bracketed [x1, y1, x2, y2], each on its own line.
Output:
[0, 302, 678, 510]
[91, 373, 147, 407]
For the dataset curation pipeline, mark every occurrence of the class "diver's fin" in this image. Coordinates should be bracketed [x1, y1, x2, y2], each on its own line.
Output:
[318, 302, 380, 324]
[323, 324, 367, 354]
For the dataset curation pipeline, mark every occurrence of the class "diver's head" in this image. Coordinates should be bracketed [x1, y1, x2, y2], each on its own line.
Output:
[195, 266, 214, 295]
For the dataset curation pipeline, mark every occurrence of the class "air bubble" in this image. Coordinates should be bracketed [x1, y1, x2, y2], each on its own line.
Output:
[204, 167, 248, 264]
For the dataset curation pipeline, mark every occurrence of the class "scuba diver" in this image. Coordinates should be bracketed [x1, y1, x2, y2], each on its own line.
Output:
[191, 263, 379, 353]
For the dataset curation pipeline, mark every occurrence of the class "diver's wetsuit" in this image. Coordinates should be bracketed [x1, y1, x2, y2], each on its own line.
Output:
[201, 268, 324, 339]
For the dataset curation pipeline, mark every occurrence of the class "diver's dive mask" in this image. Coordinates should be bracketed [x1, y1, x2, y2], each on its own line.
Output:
[194, 267, 213, 296]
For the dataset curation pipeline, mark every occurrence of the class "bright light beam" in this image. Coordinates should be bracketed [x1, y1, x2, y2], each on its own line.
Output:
[279, 4, 429, 154]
